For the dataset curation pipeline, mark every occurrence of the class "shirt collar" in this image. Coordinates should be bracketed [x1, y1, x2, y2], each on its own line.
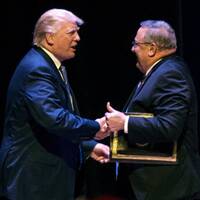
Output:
[39, 46, 61, 70]
[145, 58, 162, 76]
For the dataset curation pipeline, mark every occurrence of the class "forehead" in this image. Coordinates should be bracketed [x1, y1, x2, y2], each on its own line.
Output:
[60, 21, 79, 30]
[135, 27, 147, 39]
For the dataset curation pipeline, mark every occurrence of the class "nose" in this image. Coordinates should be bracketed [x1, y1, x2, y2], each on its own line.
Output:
[131, 45, 135, 52]
[75, 32, 80, 41]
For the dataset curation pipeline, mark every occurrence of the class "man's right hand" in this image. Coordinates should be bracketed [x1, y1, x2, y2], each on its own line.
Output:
[94, 116, 110, 140]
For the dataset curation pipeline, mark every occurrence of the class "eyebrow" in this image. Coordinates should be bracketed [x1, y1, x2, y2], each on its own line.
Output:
[66, 27, 80, 34]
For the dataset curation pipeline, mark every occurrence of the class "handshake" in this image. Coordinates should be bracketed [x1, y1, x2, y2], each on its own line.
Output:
[94, 102, 127, 141]
[90, 102, 127, 164]
[91, 102, 127, 163]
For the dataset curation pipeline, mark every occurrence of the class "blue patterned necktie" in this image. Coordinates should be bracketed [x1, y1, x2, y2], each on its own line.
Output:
[59, 66, 83, 168]
[59, 65, 74, 111]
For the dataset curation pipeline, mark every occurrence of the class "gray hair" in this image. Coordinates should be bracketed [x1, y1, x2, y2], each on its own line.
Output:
[140, 20, 177, 50]
[33, 8, 84, 45]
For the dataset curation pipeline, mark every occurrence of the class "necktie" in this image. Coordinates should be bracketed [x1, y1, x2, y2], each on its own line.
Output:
[59, 66, 83, 169]
[134, 76, 146, 96]
[59, 65, 74, 111]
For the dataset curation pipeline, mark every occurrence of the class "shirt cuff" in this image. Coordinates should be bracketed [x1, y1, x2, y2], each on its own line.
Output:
[124, 116, 129, 133]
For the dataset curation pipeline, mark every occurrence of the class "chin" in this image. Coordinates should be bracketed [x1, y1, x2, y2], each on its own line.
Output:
[65, 54, 75, 60]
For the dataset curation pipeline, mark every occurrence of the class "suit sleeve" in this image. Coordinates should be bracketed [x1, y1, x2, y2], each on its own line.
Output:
[23, 65, 99, 140]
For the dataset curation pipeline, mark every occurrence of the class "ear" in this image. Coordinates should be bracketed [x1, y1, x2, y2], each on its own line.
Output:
[148, 43, 157, 57]
[45, 33, 54, 46]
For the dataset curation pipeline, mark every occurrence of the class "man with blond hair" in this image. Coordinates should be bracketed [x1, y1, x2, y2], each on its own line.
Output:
[0, 8, 110, 200]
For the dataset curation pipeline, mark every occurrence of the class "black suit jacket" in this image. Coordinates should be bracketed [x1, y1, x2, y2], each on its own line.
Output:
[0, 46, 99, 200]
[121, 55, 200, 200]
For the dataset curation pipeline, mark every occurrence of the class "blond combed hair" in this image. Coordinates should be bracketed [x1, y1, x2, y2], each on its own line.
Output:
[33, 8, 84, 45]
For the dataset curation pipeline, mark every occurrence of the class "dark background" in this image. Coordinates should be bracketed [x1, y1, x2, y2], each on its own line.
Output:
[1, 0, 200, 198]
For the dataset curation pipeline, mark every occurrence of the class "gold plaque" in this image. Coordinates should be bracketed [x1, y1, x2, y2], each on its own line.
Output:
[110, 112, 177, 164]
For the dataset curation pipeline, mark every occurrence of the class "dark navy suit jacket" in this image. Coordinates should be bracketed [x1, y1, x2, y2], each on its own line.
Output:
[0, 46, 99, 200]
[121, 55, 200, 200]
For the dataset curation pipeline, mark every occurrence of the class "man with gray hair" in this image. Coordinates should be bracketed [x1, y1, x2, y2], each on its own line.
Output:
[0, 8, 110, 200]
[105, 20, 200, 199]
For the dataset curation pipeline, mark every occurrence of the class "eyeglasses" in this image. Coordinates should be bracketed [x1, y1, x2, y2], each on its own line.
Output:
[132, 40, 152, 47]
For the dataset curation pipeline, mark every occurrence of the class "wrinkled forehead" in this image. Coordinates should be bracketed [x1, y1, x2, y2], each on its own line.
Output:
[60, 21, 80, 31]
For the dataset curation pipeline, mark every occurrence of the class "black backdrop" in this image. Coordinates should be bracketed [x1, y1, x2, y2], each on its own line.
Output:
[1, 0, 200, 198]
[1, 0, 186, 125]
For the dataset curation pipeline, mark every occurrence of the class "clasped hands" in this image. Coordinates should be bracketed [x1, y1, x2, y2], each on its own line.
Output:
[91, 102, 126, 164]
[94, 102, 126, 140]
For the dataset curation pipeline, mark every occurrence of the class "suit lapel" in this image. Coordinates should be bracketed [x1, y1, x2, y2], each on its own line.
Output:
[123, 59, 166, 111]
[123, 86, 137, 112]
[33, 46, 79, 114]
[33, 46, 66, 86]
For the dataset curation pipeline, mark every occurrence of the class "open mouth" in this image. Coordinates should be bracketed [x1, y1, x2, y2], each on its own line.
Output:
[71, 45, 77, 51]
[70, 46, 76, 52]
